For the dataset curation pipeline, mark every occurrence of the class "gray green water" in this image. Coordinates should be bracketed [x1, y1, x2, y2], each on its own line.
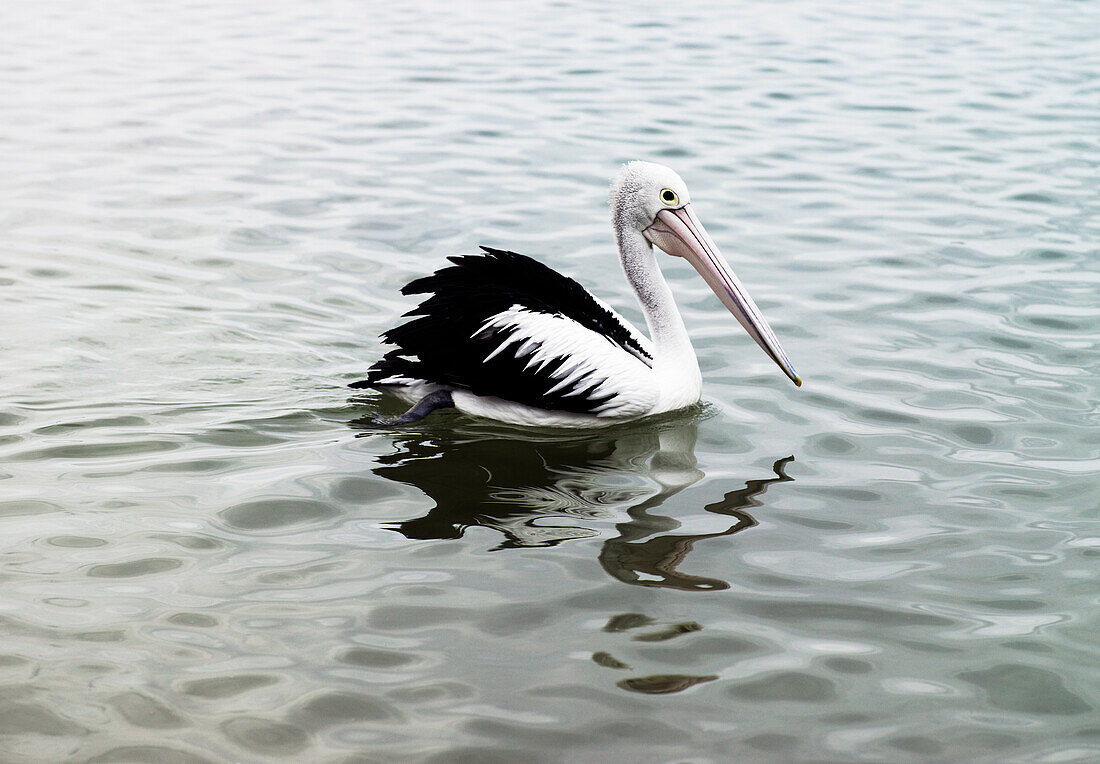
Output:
[1, 1, 1098, 761]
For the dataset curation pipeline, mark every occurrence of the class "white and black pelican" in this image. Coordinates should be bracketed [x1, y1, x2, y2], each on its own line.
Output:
[352, 161, 801, 427]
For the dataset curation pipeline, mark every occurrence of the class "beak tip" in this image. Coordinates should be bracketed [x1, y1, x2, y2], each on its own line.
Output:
[794, 376, 803, 388]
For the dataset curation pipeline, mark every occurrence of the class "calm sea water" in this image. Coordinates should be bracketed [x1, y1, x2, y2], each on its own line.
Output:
[1, 1, 1097, 761]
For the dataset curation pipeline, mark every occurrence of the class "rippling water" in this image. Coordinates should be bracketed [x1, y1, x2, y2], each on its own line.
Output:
[2, 1, 1098, 761]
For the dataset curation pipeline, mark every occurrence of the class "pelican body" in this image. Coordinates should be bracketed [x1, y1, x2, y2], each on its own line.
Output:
[352, 162, 800, 427]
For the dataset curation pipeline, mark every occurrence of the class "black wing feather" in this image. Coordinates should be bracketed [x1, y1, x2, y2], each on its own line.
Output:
[353, 248, 651, 414]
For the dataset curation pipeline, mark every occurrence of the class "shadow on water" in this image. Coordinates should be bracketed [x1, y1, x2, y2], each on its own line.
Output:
[351, 411, 794, 593]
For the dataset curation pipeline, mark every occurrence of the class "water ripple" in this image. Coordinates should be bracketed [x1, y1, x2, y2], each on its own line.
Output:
[0, 0, 1097, 760]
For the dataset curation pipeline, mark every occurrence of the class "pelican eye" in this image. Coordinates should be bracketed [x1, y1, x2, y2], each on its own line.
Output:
[659, 188, 679, 206]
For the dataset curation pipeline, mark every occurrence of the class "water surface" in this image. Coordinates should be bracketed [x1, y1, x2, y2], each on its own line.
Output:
[1, 0, 1098, 761]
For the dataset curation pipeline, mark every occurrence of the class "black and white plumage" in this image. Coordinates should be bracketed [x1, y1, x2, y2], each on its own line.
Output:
[357, 248, 653, 417]
[352, 162, 801, 428]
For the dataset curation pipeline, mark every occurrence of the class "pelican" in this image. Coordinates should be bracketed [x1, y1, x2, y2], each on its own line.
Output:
[351, 161, 800, 427]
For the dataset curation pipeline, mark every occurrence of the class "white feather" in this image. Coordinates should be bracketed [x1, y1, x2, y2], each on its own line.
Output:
[475, 307, 659, 417]
[483, 334, 517, 362]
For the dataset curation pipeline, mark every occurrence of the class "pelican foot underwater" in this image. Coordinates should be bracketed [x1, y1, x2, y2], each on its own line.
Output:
[351, 161, 800, 428]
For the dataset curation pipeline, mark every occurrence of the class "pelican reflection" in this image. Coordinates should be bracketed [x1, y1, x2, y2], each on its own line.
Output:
[358, 417, 793, 590]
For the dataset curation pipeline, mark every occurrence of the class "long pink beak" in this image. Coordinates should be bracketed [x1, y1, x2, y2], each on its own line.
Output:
[644, 204, 801, 387]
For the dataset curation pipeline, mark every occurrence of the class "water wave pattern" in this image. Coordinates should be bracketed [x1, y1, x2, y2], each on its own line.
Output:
[1, 0, 1097, 761]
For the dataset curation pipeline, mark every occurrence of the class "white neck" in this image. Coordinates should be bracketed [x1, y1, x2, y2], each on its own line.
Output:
[615, 224, 702, 409]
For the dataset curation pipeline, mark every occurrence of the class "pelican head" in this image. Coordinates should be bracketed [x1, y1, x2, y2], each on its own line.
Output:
[611, 161, 801, 387]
